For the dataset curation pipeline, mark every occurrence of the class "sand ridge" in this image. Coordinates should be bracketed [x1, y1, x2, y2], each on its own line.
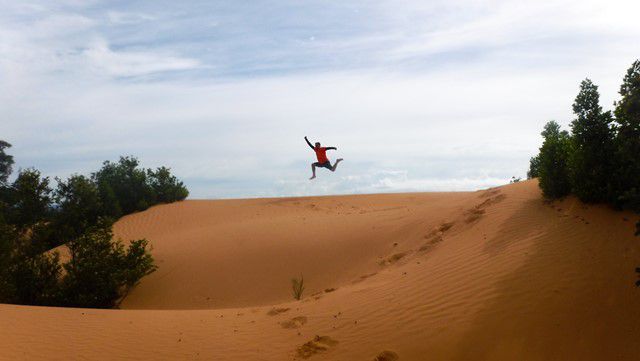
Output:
[2, 180, 639, 360]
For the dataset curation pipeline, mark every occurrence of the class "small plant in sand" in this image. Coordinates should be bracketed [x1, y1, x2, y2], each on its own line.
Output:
[291, 275, 305, 300]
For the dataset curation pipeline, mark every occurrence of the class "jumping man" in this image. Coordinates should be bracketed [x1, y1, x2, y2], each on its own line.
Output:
[305, 136, 343, 180]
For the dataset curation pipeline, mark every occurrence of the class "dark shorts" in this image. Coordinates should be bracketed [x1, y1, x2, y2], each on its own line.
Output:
[313, 161, 332, 169]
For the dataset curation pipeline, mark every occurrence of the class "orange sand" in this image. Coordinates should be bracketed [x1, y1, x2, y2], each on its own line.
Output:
[1, 180, 639, 360]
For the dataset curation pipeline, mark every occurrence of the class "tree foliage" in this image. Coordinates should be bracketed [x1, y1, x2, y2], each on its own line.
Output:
[93, 157, 189, 218]
[0, 140, 13, 186]
[60, 225, 156, 308]
[0, 146, 186, 308]
[536, 121, 572, 199]
[6, 169, 52, 230]
[147, 166, 189, 204]
[54, 174, 105, 241]
[612, 61, 640, 211]
[527, 155, 540, 179]
[93, 157, 154, 218]
[569, 79, 615, 203]
[530, 60, 640, 217]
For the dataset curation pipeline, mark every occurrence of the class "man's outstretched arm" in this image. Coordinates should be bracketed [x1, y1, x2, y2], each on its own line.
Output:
[325, 146, 337, 150]
[304, 136, 314, 149]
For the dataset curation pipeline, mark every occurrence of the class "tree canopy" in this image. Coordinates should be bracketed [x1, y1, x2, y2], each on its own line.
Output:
[529, 60, 640, 215]
[0, 148, 187, 308]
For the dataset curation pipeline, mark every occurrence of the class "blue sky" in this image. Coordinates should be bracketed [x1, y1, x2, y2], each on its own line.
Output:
[1, 0, 639, 198]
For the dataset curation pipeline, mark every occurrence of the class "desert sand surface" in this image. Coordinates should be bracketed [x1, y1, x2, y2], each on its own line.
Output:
[1, 180, 639, 360]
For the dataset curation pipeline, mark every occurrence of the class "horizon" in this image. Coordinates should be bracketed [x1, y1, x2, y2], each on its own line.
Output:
[2, 0, 640, 198]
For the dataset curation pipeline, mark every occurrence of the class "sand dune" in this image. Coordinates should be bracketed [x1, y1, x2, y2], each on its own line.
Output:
[2, 180, 639, 360]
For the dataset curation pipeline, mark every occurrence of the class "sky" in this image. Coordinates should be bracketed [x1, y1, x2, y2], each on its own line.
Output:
[1, 0, 639, 199]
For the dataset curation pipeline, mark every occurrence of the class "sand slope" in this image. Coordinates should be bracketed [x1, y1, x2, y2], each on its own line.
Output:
[1, 180, 639, 360]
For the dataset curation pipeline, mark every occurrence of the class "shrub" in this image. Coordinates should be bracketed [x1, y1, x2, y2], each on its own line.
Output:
[8, 250, 62, 306]
[92, 157, 188, 217]
[54, 174, 105, 241]
[0, 220, 157, 308]
[147, 166, 189, 203]
[1, 219, 61, 306]
[0, 140, 13, 186]
[0, 143, 172, 308]
[0, 220, 16, 301]
[97, 180, 123, 220]
[536, 121, 572, 199]
[6, 168, 52, 230]
[60, 224, 156, 308]
[527, 155, 540, 179]
[292, 275, 305, 300]
[92, 156, 155, 217]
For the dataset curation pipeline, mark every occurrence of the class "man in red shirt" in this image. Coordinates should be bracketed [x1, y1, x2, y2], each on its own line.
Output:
[305, 136, 343, 180]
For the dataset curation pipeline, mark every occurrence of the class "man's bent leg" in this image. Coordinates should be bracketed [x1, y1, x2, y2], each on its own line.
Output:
[331, 158, 343, 172]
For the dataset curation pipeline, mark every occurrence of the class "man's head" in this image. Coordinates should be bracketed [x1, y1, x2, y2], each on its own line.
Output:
[315, 142, 321, 148]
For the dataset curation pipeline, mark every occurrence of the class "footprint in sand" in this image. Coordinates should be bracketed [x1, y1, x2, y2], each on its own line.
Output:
[378, 252, 407, 266]
[296, 335, 338, 359]
[353, 272, 378, 284]
[438, 222, 455, 232]
[267, 307, 290, 316]
[465, 196, 503, 223]
[464, 207, 486, 223]
[479, 188, 501, 198]
[374, 350, 399, 361]
[424, 221, 455, 239]
[469, 192, 507, 223]
[419, 234, 443, 252]
[280, 316, 308, 329]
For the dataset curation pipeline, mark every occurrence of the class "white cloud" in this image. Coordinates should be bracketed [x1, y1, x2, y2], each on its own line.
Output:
[83, 40, 200, 77]
[107, 11, 155, 24]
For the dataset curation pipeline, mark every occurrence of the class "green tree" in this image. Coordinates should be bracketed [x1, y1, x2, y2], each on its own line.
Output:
[54, 174, 105, 241]
[0, 141, 15, 213]
[0, 220, 16, 301]
[569, 79, 615, 202]
[1, 222, 156, 307]
[527, 155, 541, 179]
[0, 146, 177, 308]
[612, 60, 640, 211]
[6, 248, 61, 306]
[537, 121, 572, 199]
[147, 166, 189, 203]
[0, 216, 61, 306]
[60, 224, 156, 308]
[97, 180, 123, 219]
[7, 169, 52, 230]
[92, 156, 154, 217]
[0, 140, 13, 186]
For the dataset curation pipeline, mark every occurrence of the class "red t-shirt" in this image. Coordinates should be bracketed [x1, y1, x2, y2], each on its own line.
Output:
[314, 147, 328, 163]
